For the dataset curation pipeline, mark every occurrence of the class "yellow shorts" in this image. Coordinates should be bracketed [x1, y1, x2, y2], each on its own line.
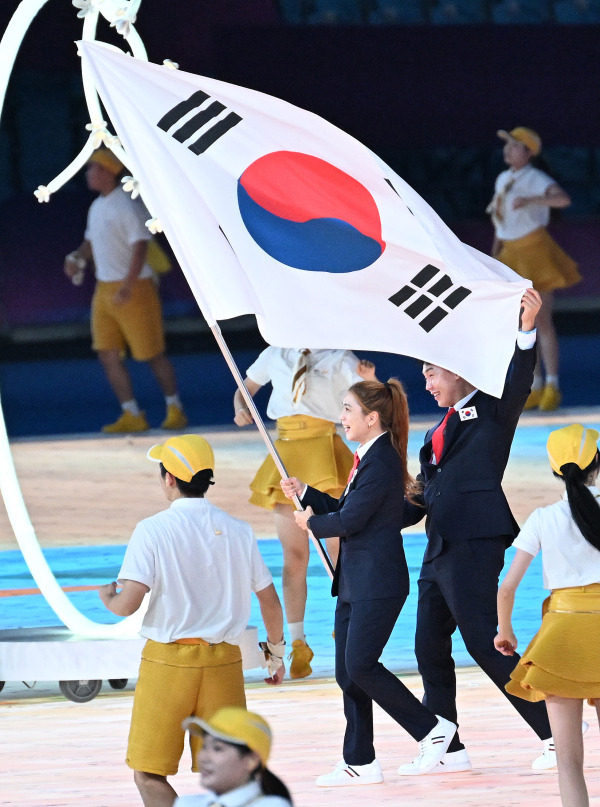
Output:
[91, 278, 165, 361]
[126, 639, 246, 776]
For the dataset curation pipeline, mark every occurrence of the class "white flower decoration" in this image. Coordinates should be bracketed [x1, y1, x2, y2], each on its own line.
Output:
[121, 175, 140, 199]
[145, 217, 163, 234]
[110, 6, 137, 38]
[163, 60, 179, 70]
[72, 0, 94, 18]
[85, 121, 120, 149]
[34, 185, 51, 203]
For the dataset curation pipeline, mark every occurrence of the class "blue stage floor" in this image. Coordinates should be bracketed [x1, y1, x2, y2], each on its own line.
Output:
[0, 535, 545, 679]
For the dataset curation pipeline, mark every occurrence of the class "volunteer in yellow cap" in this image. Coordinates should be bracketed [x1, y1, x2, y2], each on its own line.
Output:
[487, 126, 581, 413]
[98, 436, 286, 807]
[63, 146, 187, 433]
[495, 423, 600, 800]
[176, 707, 293, 806]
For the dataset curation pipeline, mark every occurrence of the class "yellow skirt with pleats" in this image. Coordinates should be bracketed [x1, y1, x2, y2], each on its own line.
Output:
[497, 226, 581, 292]
[249, 415, 353, 510]
[506, 584, 600, 705]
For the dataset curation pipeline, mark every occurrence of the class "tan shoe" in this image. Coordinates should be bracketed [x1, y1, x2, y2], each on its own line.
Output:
[539, 385, 561, 412]
[289, 639, 314, 679]
[161, 404, 188, 430]
[523, 388, 543, 410]
[102, 410, 149, 434]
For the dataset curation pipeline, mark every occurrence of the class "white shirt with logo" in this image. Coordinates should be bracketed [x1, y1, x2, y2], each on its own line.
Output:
[118, 497, 273, 644]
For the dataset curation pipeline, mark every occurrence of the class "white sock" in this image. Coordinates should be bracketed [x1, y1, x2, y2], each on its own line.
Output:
[165, 394, 182, 408]
[288, 622, 305, 643]
[122, 400, 140, 416]
[531, 376, 544, 391]
[545, 376, 559, 389]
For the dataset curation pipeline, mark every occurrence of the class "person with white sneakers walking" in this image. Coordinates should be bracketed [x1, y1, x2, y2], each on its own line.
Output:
[281, 378, 456, 786]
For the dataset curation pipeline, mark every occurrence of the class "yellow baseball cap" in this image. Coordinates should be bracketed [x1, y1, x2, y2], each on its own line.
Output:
[497, 127, 542, 157]
[182, 707, 272, 767]
[87, 147, 124, 176]
[547, 423, 599, 475]
[147, 435, 214, 482]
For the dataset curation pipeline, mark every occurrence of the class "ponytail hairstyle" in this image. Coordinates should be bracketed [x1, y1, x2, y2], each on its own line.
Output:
[554, 452, 600, 552]
[547, 424, 600, 552]
[236, 746, 293, 804]
[348, 377, 418, 501]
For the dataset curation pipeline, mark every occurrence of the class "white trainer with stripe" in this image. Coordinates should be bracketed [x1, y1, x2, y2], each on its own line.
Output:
[315, 758, 383, 787]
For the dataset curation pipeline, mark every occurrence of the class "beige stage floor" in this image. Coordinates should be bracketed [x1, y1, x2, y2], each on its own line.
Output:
[1, 669, 599, 806]
[2, 409, 600, 806]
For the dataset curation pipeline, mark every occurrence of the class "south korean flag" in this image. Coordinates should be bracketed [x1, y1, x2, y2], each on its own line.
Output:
[458, 406, 478, 421]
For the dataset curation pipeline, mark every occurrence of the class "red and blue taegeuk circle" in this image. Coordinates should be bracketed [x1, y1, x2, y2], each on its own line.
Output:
[237, 151, 386, 272]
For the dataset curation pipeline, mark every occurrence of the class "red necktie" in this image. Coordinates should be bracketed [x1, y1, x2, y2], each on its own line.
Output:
[431, 407, 455, 464]
[346, 452, 360, 485]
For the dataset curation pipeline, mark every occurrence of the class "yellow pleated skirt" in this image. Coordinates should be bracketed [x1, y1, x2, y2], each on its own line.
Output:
[249, 415, 353, 510]
[506, 584, 600, 705]
[497, 226, 581, 293]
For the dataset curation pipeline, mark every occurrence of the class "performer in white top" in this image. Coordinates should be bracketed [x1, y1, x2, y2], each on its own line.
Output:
[64, 147, 187, 433]
[99, 434, 285, 807]
[233, 347, 375, 679]
[175, 707, 293, 807]
[496, 424, 600, 807]
[487, 127, 580, 412]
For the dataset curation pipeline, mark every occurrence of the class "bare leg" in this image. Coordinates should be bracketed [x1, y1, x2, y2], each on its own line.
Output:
[98, 349, 134, 404]
[147, 353, 178, 397]
[133, 771, 177, 807]
[273, 503, 309, 625]
[536, 291, 560, 381]
[545, 695, 587, 807]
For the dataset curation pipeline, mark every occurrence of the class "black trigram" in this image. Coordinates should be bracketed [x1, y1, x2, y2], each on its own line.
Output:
[157, 90, 241, 155]
[389, 265, 471, 332]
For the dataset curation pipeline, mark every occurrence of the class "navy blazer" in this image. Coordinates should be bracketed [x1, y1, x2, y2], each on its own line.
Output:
[302, 431, 408, 602]
[404, 344, 535, 560]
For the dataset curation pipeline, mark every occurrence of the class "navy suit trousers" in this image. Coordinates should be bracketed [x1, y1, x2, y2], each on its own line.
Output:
[335, 596, 438, 765]
[415, 538, 551, 751]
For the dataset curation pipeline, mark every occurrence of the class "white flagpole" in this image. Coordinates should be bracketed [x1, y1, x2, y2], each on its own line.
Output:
[210, 324, 335, 580]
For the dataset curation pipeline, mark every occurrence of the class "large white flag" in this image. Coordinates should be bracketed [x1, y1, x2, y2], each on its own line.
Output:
[79, 41, 530, 397]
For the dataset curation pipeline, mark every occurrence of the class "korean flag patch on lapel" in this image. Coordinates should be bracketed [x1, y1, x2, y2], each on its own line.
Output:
[458, 406, 478, 421]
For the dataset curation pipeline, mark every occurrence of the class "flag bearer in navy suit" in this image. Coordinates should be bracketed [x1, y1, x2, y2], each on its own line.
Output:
[281, 378, 456, 787]
[400, 288, 559, 775]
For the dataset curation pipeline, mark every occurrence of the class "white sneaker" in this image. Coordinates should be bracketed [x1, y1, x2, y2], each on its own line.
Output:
[398, 748, 472, 775]
[532, 721, 589, 771]
[397, 715, 457, 775]
[316, 758, 384, 787]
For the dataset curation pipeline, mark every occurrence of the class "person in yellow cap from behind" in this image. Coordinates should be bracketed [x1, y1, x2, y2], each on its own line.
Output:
[495, 423, 600, 802]
[64, 147, 187, 433]
[99, 435, 286, 807]
[175, 707, 293, 806]
[487, 127, 580, 413]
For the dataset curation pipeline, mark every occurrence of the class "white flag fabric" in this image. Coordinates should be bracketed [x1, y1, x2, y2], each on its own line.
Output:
[79, 41, 530, 397]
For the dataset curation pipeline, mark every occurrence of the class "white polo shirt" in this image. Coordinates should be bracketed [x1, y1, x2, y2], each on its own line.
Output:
[247, 347, 363, 422]
[513, 486, 600, 589]
[118, 497, 273, 644]
[491, 165, 555, 240]
[85, 185, 154, 282]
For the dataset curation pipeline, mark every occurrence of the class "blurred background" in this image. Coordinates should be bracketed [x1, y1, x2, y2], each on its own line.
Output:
[0, 0, 598, 436]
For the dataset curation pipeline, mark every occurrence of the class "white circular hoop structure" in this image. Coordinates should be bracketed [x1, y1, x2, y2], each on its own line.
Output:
[0, 0, 151, 638]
